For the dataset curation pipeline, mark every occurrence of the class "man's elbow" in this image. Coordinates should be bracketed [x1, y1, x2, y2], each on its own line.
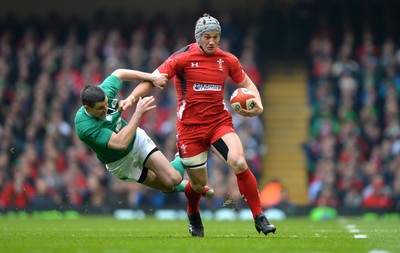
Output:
[117, 142, 130, 150]
[111, 69, 124, 78]
[107, 141, 130, 150]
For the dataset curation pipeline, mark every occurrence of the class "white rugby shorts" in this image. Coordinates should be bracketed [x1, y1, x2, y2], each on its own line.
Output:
[106, 127, 157, 182]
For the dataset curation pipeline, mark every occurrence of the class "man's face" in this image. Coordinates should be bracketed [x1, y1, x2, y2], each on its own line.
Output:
[200, 31, 220, 54]
[85, 97, 108, 119]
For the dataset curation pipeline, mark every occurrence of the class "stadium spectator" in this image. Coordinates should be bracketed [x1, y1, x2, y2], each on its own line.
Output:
[306, 23, 400, 213]
[392, 169, 400, 211]
[362, 174, 393, 210]
[314, 186, 340, 208]
[356, 30, 380, 63]
[0, 170, 35, 210]
[308, 158, 336, 203]
[339, 178, 363, 209]
[30, 177, 61, 211]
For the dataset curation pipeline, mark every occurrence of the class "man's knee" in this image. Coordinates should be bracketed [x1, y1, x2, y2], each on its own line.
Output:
[182, 152, 208, 192]
[230, 156, 247, 171]
[213, 138, 247, 171]
[164, 173, 182, 188]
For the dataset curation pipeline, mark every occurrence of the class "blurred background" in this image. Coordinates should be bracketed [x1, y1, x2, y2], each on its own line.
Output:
[0, 0, 399, 217]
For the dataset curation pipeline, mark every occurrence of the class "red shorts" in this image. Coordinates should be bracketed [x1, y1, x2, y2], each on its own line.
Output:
[176, 117, 235, 158]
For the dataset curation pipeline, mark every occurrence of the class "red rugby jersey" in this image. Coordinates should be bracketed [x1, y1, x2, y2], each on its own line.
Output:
[157, 43, 246, 125]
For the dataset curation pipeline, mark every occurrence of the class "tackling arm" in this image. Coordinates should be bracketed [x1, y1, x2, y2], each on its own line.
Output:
[116, 69, 167, 110]
[107, 96, 156, 150]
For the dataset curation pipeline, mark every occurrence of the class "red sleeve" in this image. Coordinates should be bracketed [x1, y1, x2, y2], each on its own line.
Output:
[228, 54, 246, 84]
[158, 55, 181, 81]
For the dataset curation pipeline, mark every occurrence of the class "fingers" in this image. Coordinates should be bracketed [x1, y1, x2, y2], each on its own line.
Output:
[153, 73, 168, 89]
[137, 96, 156, 112]
[123, 96, 157, 114]
[139, 96, 152, 105]
[240, 100, 263, 116]
[159, 73, 168, 82]
[120, 101, 130, 111]
[157, 80, 167, 90]
[236, 105, 262, 117]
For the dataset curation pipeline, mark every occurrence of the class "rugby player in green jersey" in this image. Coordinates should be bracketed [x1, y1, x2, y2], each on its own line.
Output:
[74, 68, 213, 196]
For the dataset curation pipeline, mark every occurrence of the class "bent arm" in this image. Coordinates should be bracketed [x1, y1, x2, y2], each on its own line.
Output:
[107, 96, 156, 150]
[237, 74, 264, 115]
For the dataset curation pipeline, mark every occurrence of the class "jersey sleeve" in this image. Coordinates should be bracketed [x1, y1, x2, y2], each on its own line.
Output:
[83, 126, 113, 148]
[228, 54, 246, 84]
[75, 109, 114, 149]
[99, 75, 123, 100]
[158, 54, 184, 80]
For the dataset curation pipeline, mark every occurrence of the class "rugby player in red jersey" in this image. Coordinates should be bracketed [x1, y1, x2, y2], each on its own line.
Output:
[121, 13, 276, 237]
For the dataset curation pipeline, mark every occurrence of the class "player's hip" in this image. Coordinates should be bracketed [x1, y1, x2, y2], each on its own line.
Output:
[106, 128, 157, 182]
[176, 118, 235, 157]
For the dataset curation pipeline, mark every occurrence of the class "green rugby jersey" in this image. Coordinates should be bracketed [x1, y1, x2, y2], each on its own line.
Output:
[74, 75, 135, 164]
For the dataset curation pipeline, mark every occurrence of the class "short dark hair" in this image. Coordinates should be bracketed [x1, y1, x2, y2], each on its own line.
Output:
[80, 85, 106, 108]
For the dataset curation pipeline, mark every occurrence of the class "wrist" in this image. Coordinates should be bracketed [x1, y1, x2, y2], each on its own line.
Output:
[128, 95, 136, 104]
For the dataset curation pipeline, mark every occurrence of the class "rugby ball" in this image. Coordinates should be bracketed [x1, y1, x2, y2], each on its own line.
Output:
[230, 88, 255, 111]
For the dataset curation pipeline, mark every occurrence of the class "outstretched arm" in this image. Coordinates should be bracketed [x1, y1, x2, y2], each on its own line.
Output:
[116, 69, 167, 110]
[111, 69, 167, 85]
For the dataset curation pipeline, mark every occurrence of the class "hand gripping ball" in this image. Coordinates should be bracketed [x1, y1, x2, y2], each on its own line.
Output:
[230, 88, 255, 111]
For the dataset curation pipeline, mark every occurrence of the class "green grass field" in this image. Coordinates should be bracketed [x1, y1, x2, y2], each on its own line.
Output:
[0, 214, 399, 253]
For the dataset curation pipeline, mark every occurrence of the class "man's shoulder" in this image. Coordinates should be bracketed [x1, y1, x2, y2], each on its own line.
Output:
[74, 107, 85, 123]
[172, 43, 197, 56]
[74, 107, 97, 133]
[217, 47, 238, 60]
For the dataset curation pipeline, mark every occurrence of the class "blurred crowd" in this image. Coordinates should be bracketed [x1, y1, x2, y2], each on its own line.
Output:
[305, 25, 400, 213]
[0, 12, 265, 213]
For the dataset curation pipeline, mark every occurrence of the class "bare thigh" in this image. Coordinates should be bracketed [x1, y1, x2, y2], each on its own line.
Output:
[211, 132, 248, 173]
[141, 151, 181, 191]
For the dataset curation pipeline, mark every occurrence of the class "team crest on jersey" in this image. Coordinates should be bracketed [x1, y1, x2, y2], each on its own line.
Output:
[217, 59, 224, 71]
[146, 137, 154, 144]
[111, 99, 119, 108]
[115, 117, 122, 132]
[180, 144, 187, 154]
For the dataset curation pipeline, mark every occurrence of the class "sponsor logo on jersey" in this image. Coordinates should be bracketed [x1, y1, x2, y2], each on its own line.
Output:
[191, 62, 199, 67]
[193, 83, 222, 91]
